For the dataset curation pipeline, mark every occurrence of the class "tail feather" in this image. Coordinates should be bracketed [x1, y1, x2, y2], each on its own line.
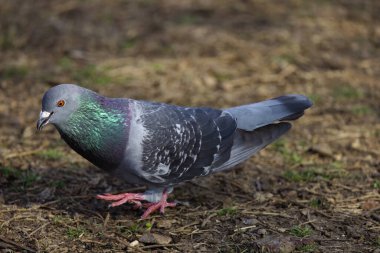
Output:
[225, 94, 312, 131]
[213, 122, 291, 172]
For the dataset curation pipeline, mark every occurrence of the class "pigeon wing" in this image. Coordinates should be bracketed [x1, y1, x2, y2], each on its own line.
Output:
[138, 102, 237, 185]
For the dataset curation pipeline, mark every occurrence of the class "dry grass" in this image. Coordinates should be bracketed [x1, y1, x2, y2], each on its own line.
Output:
[1, 0, 380, 252]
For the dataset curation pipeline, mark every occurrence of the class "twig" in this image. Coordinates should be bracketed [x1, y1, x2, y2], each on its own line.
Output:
[1, 215, 36, 228]
[234, 225, 257, 232]
[4, 147, 46, 159]
[80, 239, 108, 246]
[103, 212, 110, 228]
[298, 219, 317, 226]
[28, 222, 50, 237]
[173, 221, 200, 232]
[242, 210, 294, 219]
[140, 243, 184, 250]
[0, 236, 36, 252]
[201, 213, 217, 227]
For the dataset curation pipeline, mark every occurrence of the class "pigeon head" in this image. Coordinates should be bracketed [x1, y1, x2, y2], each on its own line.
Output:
[37, 84, 88, 130]
[37, 83, 130, 170]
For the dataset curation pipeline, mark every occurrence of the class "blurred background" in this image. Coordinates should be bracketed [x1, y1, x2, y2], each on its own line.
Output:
[0, 1, 379, 252]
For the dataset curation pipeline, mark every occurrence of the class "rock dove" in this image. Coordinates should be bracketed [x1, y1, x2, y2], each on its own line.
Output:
[37, 84, 312, 218]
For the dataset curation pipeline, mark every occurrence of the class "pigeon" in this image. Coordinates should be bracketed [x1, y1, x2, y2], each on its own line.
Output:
[37, 84, 312, 218]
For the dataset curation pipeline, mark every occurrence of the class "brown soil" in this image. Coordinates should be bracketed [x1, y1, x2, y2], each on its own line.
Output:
[1, 1, 380, 252]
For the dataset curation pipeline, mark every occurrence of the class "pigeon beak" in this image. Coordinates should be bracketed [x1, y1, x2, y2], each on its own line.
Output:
[37, 111, 53, 130]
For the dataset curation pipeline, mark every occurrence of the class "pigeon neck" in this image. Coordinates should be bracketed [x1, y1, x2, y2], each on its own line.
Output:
[58, 95, 130, 170]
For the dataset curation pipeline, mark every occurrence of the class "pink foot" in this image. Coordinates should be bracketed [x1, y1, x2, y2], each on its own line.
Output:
[96, 189, 176, 219]
[96, 193, 145, 207]
[141, 191, 176, 219]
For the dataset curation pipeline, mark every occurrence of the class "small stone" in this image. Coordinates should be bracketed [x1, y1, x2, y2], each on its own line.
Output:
[300, 209, 309, 216]
[157, 219, 174, 229]
[308, 144, 334, 158]
[129, 240, 139, 247]
[153, 233, 172, 245]
[139, 232, 172, 245]
[361, 200, 379, 211]
[351, 139, 361, 149]
[255, 193, 267, 203]
[255, 192, 274, 203]
[139, 233, 156, 244]
[203, 75, 217, 87]
[22, 126, 34, 139]
[286, 190, 297, 198]
[257, 228, 267, 236]
[255, 235, 296, 253]
[38, 187, 55, 202]
[242, 218, 259, 226]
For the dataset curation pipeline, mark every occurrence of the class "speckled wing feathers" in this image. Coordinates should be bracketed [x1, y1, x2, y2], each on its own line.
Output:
[139, 102, 237, 184]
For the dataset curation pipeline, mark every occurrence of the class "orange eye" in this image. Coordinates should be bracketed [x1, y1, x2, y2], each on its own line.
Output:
[56, 100, 65, 107]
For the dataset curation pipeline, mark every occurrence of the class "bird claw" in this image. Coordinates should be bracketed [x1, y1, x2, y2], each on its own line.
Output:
[140, 191, 176, 219]
[96, 193, 144, 207]
[97, 189, 176, 219]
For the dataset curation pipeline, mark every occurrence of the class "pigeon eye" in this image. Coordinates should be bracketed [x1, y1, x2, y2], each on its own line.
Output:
[57, 100, 65, 107]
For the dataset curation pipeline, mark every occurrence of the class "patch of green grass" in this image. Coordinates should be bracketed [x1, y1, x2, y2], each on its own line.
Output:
[123, 39, 136, 50]
[272, 139, 286, 151]
[145, 221, 153, 231]
[298, 243, 317, 252]
[0, 32, 14, 50]
[285, 162, 346, 183]
[375, 237, 380, 247]
[214, 72, 233, 82]
[152, 63, 164, 73]
[217, 207, 237, 216]
[50, 180, 65, 189]
[272, 140, 304, 165]
[329, 161, 343, 170]
[309, 198, 322, 208]
[327, 162, 347, 178]
[373, 180, 380, 189]
[37, 149, 64, 161]
[0, 166, 22, 178]
[307, 93, 321, 104]
[129, 224, 140, 233]
[351, 105, 374, 116]
[59, 58, 112, 86]
[0, 167, 40, 189]
[289, 225, 312, 238]
[67, 227, 86, 239]
[283, 169, 318, 182]
[75, 64, 112, 86]
[333, 86, 362, 100]
[119, 223, 142, 236]
[272, 53, 297, 65]
[52, 215, 65, 225]
[288, 153, 303, 165]
[1, 66, 29, 79]
[20, 170, 40, 187]
[58, 57, 74, 70]
[178, 14, 200, 25]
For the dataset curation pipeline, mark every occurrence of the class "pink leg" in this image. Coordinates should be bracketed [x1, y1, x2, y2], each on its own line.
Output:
[96, 189, 176, 219]
[96, 193, 145, 207]
[141, 190, 176, 219]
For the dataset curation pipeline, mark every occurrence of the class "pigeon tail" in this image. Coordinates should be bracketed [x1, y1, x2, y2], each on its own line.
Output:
[213, 122, 291, 172]
[225, 94, 312, 131]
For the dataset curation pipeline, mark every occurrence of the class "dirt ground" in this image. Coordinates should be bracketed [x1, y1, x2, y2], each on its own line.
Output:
[1, 1, 380, 252]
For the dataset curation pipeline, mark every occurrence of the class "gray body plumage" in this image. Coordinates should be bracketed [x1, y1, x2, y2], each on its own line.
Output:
[113, 94, 312, 189]
[38, 84, 312, 192]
